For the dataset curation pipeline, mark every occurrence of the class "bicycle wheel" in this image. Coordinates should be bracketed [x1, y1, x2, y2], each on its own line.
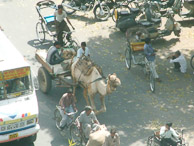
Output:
[70, 123, 81, 144]
[147, 136, 154, 146]
[125, 46, 132, 69]
[54, 109, 62, 129]
[149, 71, 155, 93]
[62, 0, 76, 15]
[36, 22, 45, 43]
[70, 40, 79, 52]
[190, 55, 194, 70]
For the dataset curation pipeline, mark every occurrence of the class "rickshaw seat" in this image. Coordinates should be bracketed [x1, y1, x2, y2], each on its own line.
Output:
[44, 15, 55, 23]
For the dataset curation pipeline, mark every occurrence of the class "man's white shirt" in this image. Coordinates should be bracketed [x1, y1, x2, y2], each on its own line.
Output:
[77, 47, 90, 58]
[170, 54, 187, 73]
[160, 126, 179, 140]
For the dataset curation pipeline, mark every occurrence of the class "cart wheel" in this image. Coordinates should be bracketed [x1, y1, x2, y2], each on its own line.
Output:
[149, 71, 155, 93]
[36, 22, 45, 43]
[125, 46, 132, 70]
[54, 109, 62, 129]
[70, 40, 79, 52]
[190, 55, 194, 70]
[38, 67, 52, 93]
[147, 136, 155, 146]
[62, 0, 76, 15]
[70, 123, 81, 145]
[94, 4, 110, 21]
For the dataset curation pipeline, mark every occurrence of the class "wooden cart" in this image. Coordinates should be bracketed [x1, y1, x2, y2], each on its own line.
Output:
[35, 49, 76, 93]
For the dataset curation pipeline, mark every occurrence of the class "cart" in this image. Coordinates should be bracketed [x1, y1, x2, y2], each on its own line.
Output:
[36, 0, 57, 43]
[35, 48, 77, 93]
[124, 34, 155, 92]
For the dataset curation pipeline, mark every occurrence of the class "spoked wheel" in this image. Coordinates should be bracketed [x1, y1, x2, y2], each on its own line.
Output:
[70, 40, 79, 52]
[54, 109, 62, 129]
[70, 123, 81, 145]
[94, 5, 110, 21]
[36, 22, 45, 43]
[149, 71, 155, 93]
[190, 55, 194, 70]
[38, 67, 52, 93]
[125, 46, 132, 70]
[147, 136, 156, 146]
[62, 0, 76, 15]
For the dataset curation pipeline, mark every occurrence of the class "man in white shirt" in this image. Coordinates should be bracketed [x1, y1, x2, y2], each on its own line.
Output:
[54, 5, 74, 45]
[77, 42, 90, 58]
[160, 122, 180, 146]
[168, 50, 187, 73]
[79, 106, 100, 142]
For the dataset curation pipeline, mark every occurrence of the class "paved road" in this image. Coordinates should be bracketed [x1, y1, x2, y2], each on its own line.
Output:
[0, 0, 194, 146]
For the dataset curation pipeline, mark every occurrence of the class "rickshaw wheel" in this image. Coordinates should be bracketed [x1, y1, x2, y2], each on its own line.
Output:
[70, 123, 81, 145]
[125, 46, 132, 70]
[36, 22, 45, 43]
[149, 71, 155, 93]
[190, 55, 194, 70]
[38, 67, 52, 93]
[54, 109, 62, 129]
[70, 40, 79, 52]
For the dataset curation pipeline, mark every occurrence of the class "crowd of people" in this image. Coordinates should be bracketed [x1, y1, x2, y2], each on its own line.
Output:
[44, 4, 188, 146]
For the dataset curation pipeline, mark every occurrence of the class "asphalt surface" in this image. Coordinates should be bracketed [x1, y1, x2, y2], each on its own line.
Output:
[0, 0, 194, 146]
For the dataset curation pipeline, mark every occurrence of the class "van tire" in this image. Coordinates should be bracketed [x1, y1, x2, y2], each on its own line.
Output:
[38, 67, 52, 93]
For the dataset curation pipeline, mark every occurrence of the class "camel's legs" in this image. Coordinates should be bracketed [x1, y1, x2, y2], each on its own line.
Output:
[99, 95, 106, 113]
[72, 79, 77, 102]
[89, 95, 97, 112]
[83, 88, 90, 106]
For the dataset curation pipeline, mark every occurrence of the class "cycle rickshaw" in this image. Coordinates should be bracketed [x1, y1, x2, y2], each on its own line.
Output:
[124, 28, 155, 92]
[35, 0, 79, 50]
[147, 130, 189, 146]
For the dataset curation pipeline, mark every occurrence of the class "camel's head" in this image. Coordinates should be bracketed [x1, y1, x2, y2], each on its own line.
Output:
[108, 73, 121, 92]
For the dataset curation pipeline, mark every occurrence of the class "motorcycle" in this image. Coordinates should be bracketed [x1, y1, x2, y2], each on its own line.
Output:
[125, 10, 181, 41]
[62, 0, 111, 21]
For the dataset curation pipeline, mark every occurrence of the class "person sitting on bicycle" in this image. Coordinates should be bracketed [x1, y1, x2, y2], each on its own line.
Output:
[79, 106, 100, 142]
[58, 88, 77, 130]
[167, 50, 187, 73]
[54, 5, 75, 45]
[103, 128, 120, 146]
[144, 38, 161, 82]
[46, 41, 64, 65]
[160, 122, 180, 146]
[77, 42, 90, 58]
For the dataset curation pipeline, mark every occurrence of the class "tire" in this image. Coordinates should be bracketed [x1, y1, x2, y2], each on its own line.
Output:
[62, 0, 76, 15]
[147, 136, 155, 146]
[54, 109, 62, 129]
[38, 67, 52, 93]
[149, 71, 155, 93]
[190, 55, 194, 70]
[94, 4, 110, 21]
[25, 133, 37, 143]
[70, 123, 81, 144]
[125, 46, 132, 70]
[36, 22, 45, 43]
[70, 40, 79, 52]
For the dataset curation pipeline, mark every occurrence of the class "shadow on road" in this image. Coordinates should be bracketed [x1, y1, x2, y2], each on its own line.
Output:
[178, 19, 194, 28]
[0, 140, 34, 146]
[27, 39, 53, 50]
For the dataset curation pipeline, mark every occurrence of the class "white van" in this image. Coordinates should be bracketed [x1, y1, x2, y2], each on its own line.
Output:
[0, 30, 40, 143]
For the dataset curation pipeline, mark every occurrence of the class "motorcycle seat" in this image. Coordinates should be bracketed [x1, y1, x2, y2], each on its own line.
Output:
[151, 18, 161, 24]
[120, 11, 130, 15]
[139, 21, 153, 27]
[130, 8, 140, 14]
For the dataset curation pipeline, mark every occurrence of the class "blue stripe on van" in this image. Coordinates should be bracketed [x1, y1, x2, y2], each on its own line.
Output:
[0, 125, 36, 135]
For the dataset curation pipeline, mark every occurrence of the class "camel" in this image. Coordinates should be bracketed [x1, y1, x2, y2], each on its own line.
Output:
[71, 58, 121, 114]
